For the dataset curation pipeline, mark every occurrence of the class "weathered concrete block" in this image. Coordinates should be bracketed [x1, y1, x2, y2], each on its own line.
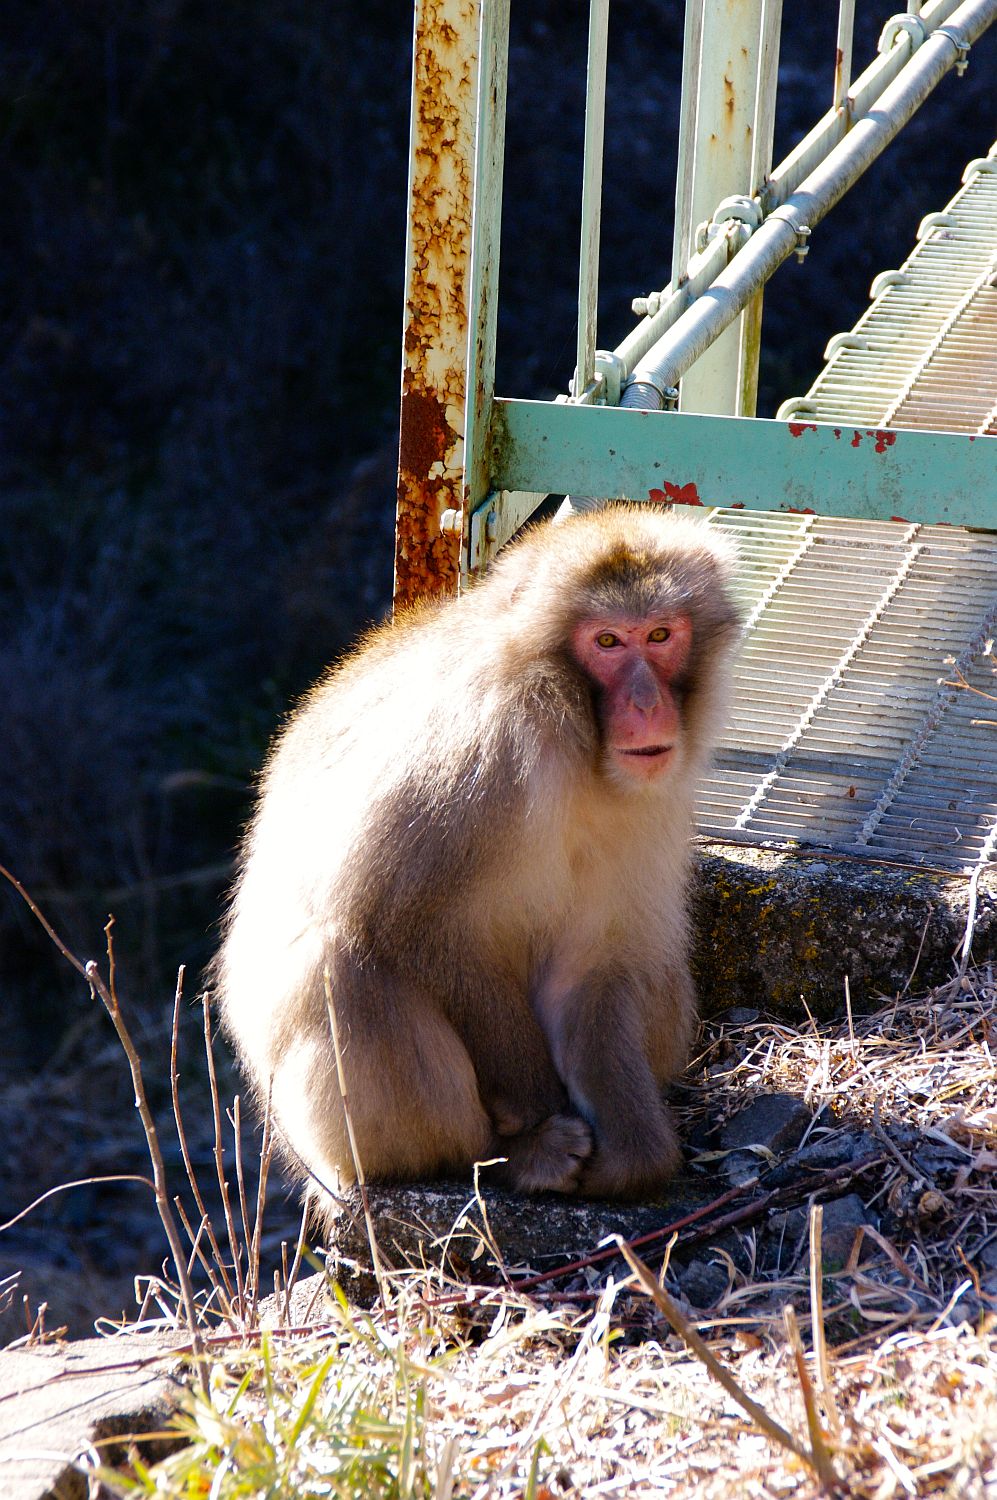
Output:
[692, 843, 996, 1017]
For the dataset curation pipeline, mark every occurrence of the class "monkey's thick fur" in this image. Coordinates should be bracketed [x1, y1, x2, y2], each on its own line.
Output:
[215, 508, 740, 1220]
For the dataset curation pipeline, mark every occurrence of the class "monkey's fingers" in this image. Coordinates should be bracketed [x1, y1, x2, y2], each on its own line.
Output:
[501, 1112, 593, 1194]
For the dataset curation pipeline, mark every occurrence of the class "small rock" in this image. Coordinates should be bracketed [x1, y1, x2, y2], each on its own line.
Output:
[721, 1094, 812, 1155]
[912, 1140, 968, 1174]
[819, 1193, 878, 1270]
[717, 1007, 760, 1027]
[675, 1258, 729, 1309]
[720, 1094, 812, 1183]
[763, 1207, 809, 1272]
[763, 1128, 879, 1187]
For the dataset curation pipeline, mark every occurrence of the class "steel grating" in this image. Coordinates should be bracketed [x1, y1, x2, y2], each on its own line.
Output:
[780, 142, 997, 434]
[696, 508, 997, 874]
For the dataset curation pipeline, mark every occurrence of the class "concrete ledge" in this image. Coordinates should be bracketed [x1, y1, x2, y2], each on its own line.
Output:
[691, 842, 997, 1018]
[0, 1334, 183, 1500]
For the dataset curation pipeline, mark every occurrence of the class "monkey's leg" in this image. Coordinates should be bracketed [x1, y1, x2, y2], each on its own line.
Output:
[644, 961, 697, 1086]
[550, 974, 686, 1198]
[446, 973, 594, 1194]
[268, 974, 498, 1202]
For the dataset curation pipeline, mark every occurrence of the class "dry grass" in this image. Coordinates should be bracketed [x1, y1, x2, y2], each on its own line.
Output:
[100, 965, 997, 1499]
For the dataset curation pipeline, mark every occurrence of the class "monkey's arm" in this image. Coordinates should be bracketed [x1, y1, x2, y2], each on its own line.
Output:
[545, 974, 686, 1197]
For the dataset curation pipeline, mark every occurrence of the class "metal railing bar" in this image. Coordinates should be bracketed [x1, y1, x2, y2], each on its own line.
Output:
[671, 0, 706, 287]
[767, 0, 964, 207]
[612, 0, 994, 394]
[625, 0, 997, 402]
[834, 0, 857, 114]
[573, 0, 610, 402]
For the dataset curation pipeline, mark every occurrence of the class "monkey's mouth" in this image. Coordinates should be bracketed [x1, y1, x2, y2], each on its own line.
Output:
[617, 744, 672, 758]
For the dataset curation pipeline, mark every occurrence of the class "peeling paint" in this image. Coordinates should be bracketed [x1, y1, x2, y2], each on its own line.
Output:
[788, 422, 818, 438]
[849, 428, 898, 453]
[649, 481, 703, 506]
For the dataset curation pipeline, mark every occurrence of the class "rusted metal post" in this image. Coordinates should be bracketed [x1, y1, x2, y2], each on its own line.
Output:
[394, 0, 482, 609]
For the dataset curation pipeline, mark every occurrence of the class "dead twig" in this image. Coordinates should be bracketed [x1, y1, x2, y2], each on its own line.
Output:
[246, 1091, 275, 1327]
[511, 1179, 755, 1294]
[784, 1302, 842, 1492]
[281, 1201, 310, 1327]
[617, 1238, 829, 1482]
[1, 1175, 153, 1233]
[809, 1204, 843, 1442]
[323, 967, 390, 1309]
[170, 972, 237, 1319]
[681, 1155, 885, 1247]
[202, 995, 246, 1319]
[87, 920, 208, 1389]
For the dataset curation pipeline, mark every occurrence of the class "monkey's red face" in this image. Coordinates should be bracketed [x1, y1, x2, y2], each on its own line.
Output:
[572, 614, 692, 783]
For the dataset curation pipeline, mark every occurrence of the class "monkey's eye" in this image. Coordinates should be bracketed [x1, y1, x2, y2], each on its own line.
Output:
[647, 627, 671, 643]
[596, 631, 620, 649]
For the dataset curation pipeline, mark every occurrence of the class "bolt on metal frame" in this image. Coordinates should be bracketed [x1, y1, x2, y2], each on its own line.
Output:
[394, 0, 997, 605]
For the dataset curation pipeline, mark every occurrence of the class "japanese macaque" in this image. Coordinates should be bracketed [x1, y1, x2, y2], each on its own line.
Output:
[215, 506, 740, 1220]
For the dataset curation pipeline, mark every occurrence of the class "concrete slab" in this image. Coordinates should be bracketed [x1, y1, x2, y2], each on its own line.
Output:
[0, 1333, 184, 1500]
[692, 842, 997, 1017]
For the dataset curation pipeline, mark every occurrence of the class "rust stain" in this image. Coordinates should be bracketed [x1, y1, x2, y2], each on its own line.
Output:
[833, 49, 850, 116]
[788, 422, 818, 438]
[395, 0, 479, 608]
[851, 430, 863, 448]
[649, 481, 703, 507]
[395, 378, 462, 608]
[785, 505, 817, 515]
[398, 382, 454, 481]
[890, 515, 911, 523]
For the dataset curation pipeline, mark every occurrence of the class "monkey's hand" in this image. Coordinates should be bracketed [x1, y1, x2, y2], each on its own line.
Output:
[499, 1113, 593, 1194]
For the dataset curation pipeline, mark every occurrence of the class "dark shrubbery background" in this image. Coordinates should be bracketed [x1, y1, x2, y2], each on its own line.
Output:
[0, 0, 994, 1327]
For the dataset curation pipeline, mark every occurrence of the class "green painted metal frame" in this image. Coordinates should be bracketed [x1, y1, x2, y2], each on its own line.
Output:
[399, 0, 997, 592]
[487, 399, 997, 527]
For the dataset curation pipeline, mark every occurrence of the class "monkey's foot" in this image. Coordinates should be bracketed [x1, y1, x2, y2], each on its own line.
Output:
[579, 1121, 683, 1199]
[501, 1113, 593, 1194]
